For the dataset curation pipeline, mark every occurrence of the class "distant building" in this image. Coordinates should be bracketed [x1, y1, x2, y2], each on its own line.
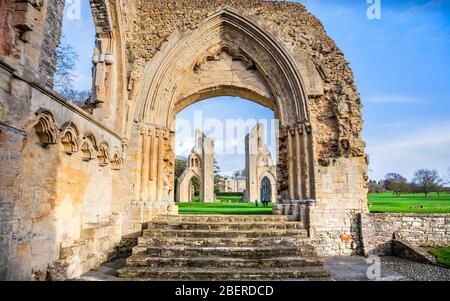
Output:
[221, 170, 246, 193]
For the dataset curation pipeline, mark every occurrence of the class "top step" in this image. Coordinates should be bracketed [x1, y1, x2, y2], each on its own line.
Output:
[154, 215, 296, 223]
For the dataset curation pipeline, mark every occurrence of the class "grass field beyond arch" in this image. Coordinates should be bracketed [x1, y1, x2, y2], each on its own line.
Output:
[176, 192, 450, 215]
[177, 202, 272, 215]
[368, 192, 450, 213]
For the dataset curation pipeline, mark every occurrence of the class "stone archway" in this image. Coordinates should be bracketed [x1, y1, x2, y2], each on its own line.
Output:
[177, 171, 200, 203]
[260, 176, 272, 204]
[0, 1, 371, 280]
[130, 8, 317, 206]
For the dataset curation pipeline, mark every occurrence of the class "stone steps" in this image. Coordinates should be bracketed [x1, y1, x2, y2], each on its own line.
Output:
[154, 214, 295, 223]
[117, 266, 330, 280]
[118, 214, 329, 280]
[143, 228, 309, 239]
[148, 221, 304, 231]
[131, 245, 317, 258]
[138, 236, 311, 247]
[125, 255, 324, 268]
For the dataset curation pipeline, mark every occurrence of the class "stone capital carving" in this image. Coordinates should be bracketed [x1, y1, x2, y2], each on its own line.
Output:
[28, 109, 59, 145]
[59, 122, 80, 154]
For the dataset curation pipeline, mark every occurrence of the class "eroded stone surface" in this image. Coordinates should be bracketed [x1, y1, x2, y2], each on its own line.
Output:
[0, 0, 374, 280]
[117, 214, 330, 280]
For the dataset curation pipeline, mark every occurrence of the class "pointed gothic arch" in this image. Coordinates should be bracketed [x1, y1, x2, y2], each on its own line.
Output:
[28, 110, 59, 145]
[59, 122, 80, 155]
[131, 8, 311, 130]
[131, 9, 317, 203]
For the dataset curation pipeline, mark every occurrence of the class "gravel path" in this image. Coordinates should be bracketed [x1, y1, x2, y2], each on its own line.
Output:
[381, 256, 450, 281]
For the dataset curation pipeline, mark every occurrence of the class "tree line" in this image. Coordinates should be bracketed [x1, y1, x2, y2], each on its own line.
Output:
[369, 167, 450, 198]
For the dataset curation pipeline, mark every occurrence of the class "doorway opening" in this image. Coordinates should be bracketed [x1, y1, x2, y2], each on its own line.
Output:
[174, 96, 277, 214]
[261, 176, 272, 205]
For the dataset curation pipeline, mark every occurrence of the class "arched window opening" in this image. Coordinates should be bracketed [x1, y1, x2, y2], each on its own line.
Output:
[175, 96, 277, 205]
[190, 176, 200, 202]
[260, 176, 272, 204]
[53, 1, 95, 108]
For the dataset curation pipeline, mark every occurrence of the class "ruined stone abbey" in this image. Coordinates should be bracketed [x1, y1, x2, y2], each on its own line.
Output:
[0, 0, 372, 280]
[176, 130, 214, 203]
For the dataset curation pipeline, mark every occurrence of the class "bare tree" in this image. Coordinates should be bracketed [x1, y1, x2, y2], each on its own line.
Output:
[53, 37, 92, 105]
[54, 38, 78, 95]
[62, 89, 92, 105]
[213, 159, 224, 195]
[445, 167, 450, 187]
[413, 169, 442, 198]
[384, 173, 410, 197]
[368, 180, 384, 194]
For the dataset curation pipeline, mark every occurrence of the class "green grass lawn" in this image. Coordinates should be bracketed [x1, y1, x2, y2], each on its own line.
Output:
[178, 192, 450, 215]
[368, 192, 450, 213]
[429, 247, 450, 267]
[177, 202, 272, 215]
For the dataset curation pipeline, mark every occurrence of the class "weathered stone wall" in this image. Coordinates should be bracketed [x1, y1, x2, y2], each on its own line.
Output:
[125, 0, 368, 256]
[308, 156, 368, 255]
[1, 0, 63, 83]
[36, 0, 65, 88]
[126, 0, 365, 159]
[0, 0, 371, 279]
[0, 0, 14, 57]
[128, 1, 367, 258]
[0, 123, 26, 280]
[361, 213, 450, 256]
[0, 60, 130, 280]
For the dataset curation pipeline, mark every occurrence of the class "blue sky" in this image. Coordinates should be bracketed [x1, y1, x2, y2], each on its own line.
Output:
[62, 0, 450, 180]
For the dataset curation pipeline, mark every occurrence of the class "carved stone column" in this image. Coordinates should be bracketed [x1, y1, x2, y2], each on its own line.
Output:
[92, 36, 114, 118]
[139, 124, 175, 203]
[276, 122, 315, 202]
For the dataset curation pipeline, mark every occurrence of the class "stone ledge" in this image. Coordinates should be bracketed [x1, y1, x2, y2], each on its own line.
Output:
[365, 213, 450, 217]
[392, 239, 437, 265]
[0, 61, 122, 140]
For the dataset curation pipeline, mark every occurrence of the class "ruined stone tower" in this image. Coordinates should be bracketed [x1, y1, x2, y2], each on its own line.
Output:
[245, 123, 277, 204]
[176, 130, 214, 203]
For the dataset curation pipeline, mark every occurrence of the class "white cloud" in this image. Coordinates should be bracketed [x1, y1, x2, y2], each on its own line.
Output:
[364, 94, 421, 104]
[367, 121, 450, 180]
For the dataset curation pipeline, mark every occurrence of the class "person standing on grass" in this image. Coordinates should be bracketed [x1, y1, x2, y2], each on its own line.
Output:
[255, 199, 259, 207]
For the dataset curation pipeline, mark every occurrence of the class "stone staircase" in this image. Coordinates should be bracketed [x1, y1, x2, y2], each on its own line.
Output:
[117, 215, 330, 280]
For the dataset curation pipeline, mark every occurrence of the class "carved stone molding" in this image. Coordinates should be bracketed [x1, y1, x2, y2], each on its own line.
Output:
[31, 109, 58, 145]
[60, 122, 80, 155]
[25, 110, 125, 169]
[80, 137, 96, 162]
[111, 152, 124, 170]
[97, 142, 110, 166]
